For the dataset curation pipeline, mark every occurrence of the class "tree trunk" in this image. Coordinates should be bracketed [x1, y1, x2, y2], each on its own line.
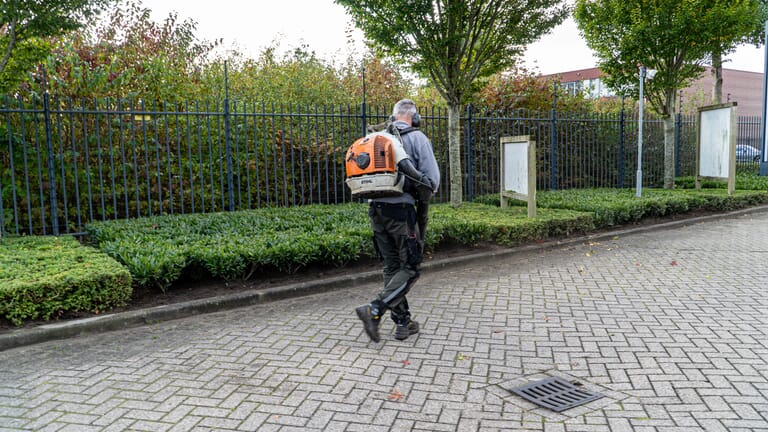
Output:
[448, 103, 463, 207]
[711, 50, 723, 105]
[663, 114, 676, 189]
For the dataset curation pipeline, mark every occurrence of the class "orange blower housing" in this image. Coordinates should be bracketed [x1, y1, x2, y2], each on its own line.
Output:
[345, 132, 406, 199]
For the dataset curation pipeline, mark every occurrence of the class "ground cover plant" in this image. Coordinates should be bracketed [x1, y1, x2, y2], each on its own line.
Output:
[0, 236, 132, 325]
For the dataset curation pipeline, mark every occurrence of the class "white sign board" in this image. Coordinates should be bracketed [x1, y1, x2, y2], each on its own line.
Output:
[696, 103, 737, 194]
[503, 141, 528, 193]
[500, 136, 536, 218]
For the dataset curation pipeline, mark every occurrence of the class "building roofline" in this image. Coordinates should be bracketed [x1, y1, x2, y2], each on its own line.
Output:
[538, 66, 763, 80]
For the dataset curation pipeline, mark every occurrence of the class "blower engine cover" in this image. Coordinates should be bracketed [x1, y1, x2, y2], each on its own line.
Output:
[345, 131, 409, 199]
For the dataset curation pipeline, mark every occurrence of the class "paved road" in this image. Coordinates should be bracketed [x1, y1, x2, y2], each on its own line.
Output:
[1, 212, 768, 431]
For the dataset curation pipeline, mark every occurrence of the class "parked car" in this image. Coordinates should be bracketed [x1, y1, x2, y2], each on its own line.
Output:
[735, 145, 761, 162]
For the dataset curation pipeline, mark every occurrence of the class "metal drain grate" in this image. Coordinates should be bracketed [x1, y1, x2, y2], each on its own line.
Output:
[508, 377, 603, 412]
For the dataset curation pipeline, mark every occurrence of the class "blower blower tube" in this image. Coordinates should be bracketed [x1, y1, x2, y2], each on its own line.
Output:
[396, 158, 434, 202]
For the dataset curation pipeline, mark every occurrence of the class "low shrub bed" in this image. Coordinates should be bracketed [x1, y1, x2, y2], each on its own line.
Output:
[429, 203, 593, 246]
[0, 236, 132, 326]
[541, 189, 768, 226]
[8, 181, 768, 326]
[675, 172, 768, 190]
[474, 188, 768, 227]
[86, 204, 374, 291]
[85, 203, 595, 291]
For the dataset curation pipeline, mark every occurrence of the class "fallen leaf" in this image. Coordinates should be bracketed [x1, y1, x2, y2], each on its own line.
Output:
[401, 360, 410, 366]
[585, 252, 591, 257]
[388, 389, 405, 401]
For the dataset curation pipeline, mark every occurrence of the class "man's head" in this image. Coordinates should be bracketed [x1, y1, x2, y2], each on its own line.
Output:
[392, 99, 420, 126]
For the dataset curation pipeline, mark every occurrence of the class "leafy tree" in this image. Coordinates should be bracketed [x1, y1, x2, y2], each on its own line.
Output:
[0, 0, 112, 93]
[201, 45, 344, 105]
[335, 0, 568, 206]
[340, 56, 413, 108]
[574, 0, 747, 189]
[705, 0, 765, 104]
[473, 65, 592, 113]
[199, 45, 411, 108]
[30, 0, 217, 101]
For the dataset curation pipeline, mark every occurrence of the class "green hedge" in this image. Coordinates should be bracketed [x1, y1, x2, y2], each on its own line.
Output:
[429, 203, 593, 246]
[474, 187, 768, 227]
[0, 236, 132, 326]
[539, 189, 768, 226]
[87, 204, 374, 291]
[675, 172, 768, 190]
[86, 203, 595, 291]
[7, 184, 768, 326]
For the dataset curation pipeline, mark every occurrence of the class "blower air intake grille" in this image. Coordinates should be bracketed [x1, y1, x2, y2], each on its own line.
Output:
[373, 135, 389, 169]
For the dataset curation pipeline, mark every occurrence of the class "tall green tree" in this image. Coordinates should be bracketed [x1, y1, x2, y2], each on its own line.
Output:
[0, 0, 112, 92]
[335, 0, 567, 206]
[575, 0, 747, 189]
[706, 0, 765, 104]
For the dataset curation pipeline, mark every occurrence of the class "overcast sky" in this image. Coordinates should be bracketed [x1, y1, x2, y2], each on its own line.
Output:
[140, 0, 765, 76]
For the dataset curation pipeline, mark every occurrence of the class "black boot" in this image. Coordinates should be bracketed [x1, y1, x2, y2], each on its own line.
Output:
[390, 295, 417, 341]
[355, 302, 383, 342]
[395, 320, 420, 340]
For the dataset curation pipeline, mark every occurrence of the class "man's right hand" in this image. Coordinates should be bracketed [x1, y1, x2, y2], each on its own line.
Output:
[415, 175, 434, 201]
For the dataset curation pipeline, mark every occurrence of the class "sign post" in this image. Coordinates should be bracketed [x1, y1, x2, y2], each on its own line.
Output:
[500, 135, 536, 218]
[696, 103, 738, 195]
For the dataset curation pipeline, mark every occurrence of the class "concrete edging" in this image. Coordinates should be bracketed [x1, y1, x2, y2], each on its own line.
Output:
[3, 204, 767, 351]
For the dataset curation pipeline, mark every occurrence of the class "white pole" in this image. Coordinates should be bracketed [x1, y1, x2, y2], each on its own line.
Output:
[636, 66, 645, 197]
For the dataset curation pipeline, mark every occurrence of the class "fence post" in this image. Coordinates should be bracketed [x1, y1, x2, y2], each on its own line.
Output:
[224, 61, 235, 212]
[618, 98, 626, 188]
[674, 112, 682, 177]
[550, 83, 559, 190]
[361, 66, 367, 137]
[465, 104, 474, 201]
[42, 70, 59, 236]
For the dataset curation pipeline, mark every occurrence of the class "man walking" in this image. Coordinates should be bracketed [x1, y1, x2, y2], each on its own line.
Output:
[355, 99, 441, 342]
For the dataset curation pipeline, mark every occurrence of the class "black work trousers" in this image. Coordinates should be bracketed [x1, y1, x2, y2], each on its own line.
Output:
[369, 202, 423, 325]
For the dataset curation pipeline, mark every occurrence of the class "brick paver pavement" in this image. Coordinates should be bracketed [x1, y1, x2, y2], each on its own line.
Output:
[1, 212, 768, 431]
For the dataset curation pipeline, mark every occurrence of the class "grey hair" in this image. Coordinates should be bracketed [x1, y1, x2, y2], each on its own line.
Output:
[392, 99, 418, 118]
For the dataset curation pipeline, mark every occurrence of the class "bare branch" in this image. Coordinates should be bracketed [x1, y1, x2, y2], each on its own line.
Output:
[0, 18, 17, 77]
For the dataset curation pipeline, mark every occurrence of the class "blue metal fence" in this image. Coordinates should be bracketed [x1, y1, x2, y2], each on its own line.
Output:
[0, 95, 763, 237]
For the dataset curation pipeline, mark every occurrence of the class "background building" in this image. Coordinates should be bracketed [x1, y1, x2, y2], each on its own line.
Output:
[541, 67, 764, 116]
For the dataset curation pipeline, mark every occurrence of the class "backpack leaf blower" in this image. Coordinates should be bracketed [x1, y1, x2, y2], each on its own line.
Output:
[344, 130, 433, 200]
